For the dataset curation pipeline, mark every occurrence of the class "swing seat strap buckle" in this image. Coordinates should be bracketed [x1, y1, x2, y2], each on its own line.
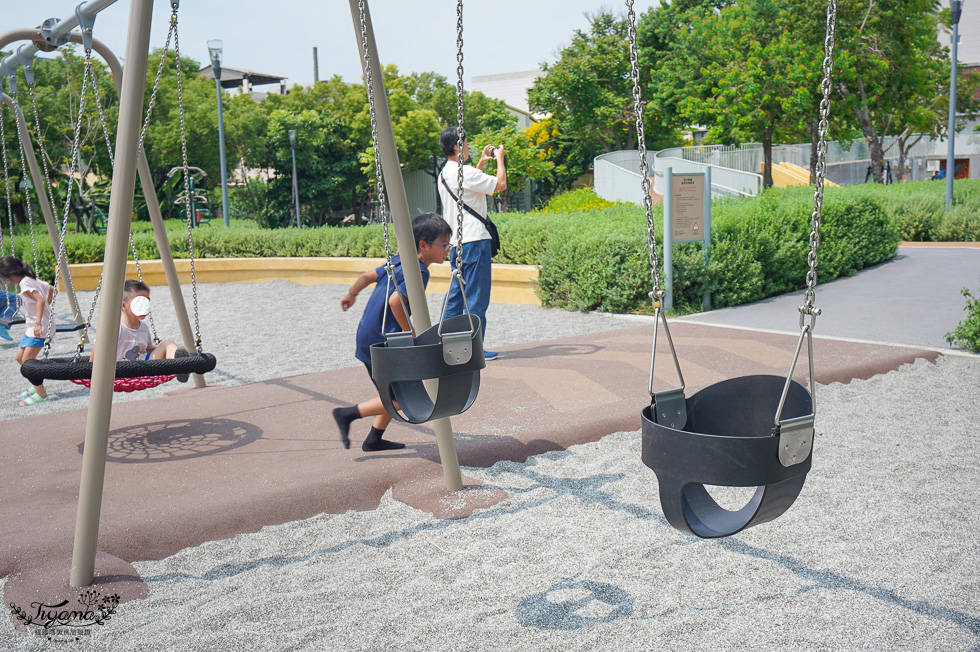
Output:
[776, 415, 814, 467]
[385, 331, 414, 348]
[441, 330, 473, 365]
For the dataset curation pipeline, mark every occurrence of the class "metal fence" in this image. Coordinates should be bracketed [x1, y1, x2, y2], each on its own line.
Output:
[596, 132, 980, 205]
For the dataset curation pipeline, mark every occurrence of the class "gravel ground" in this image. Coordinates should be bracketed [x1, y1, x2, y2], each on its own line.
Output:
[0, 280, 639, 422]
[1, 279, 978, 650]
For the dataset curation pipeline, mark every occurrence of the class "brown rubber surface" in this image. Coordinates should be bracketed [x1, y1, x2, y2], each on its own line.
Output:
[1, 322, 939, 607]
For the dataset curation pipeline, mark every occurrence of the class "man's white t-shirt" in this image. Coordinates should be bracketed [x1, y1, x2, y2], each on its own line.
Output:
[19, 276, 52, 337]
[117, 320, 152, 361]
[438, 160, 498, 247]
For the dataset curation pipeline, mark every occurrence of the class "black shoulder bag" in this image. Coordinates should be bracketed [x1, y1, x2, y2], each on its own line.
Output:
[440, 173, 501, 257]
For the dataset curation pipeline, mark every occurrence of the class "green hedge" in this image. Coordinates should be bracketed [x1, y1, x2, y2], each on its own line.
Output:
[12, 178, 978, 315]
[806, 178, 980, 242]
[502, 185, 900, 313]
[9, 221, 392, 285]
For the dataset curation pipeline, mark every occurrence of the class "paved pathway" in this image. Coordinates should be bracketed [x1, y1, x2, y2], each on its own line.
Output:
[679, 244, 979, 349]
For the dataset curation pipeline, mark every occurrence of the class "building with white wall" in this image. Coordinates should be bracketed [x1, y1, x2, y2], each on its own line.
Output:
[472, 70, 543, 116]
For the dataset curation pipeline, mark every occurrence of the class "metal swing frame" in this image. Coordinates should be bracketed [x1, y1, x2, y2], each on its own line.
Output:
[4, 3, 213, 394]
[626, 0, 838, 538]
[1, 0, 220, 587]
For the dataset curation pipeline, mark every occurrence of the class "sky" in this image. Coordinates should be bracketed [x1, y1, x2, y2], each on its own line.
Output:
[2, 1, 660, 89]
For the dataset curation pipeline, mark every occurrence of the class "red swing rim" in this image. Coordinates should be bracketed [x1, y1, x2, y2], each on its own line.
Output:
[70, 375, 177, 393]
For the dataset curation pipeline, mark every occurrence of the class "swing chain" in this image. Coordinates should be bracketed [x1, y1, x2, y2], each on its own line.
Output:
[0, 86, 18, 316]
[42, 57, 92, 356]
[11, 89, 41, 276]
[357, 0, 412, 335]
[137, 15, 176, 163]
[0, 91, 15, 259]
[172, 4, 203, 350]
[26, 85, 62, 235]
[436, 0, 478, 337]
[452, 0, 466, 279]
[800, 0, 837, 323]
[87, 49, 161, 343]
[357, 0, 392, 272]
[87, 54, 115, 162]
[625, 0, 664, 306]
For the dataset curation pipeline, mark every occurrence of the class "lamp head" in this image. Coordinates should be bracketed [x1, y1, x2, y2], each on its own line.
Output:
[207, 39, 223, 68]
[951, 0, 962, 24]
[289, 130, 296, 147]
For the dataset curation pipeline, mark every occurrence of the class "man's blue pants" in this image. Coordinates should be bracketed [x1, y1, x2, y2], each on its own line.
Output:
[444, 238, 492, 339]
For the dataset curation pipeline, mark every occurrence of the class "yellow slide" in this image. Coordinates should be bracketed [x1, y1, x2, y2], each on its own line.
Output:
[768, 162, 839, 188]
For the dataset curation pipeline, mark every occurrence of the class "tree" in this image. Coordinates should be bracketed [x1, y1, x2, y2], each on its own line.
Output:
[639, 0, 734, 135]
[529, 12, 640, 156]
[833, 0, 960, 183]
[472, 124, 555, 211]
[651, 0, 828, 188]
[523, 117, 584, 197]
[266, 108, 359, 227]
[2, 46, 118, 231]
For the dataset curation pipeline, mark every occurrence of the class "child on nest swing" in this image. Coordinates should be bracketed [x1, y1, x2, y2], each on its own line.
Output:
[0, 256, 54, 406]
[90, 280, 190, 381]
[333, 212, 452, 452]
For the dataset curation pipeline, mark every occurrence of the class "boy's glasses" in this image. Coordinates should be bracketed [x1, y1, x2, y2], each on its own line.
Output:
[426, 241, 452, 251]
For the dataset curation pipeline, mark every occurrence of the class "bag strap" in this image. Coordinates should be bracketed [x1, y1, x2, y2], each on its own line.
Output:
[440, 171, 493, 230]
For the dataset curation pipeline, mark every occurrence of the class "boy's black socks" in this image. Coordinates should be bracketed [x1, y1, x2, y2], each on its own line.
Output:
[333, 406, 360, 449]
[362, 426, 406, 452]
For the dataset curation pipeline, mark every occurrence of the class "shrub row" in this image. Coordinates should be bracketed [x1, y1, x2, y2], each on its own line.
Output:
[774, 179, 980, 242]
[9, 222, 392, 285]
[13, 179, 973, 314]
[505, 188, 899, 313]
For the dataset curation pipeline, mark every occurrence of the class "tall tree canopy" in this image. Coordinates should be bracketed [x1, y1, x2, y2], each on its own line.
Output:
[530, 12, 680, 160]
[645, 0, 828, 188]
[834, 0, 975, 182]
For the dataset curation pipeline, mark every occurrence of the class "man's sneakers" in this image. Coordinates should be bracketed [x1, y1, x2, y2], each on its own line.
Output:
[174, 347, 190, 382]
[0, 325, 11, 341]
[484, 350, 499, 361]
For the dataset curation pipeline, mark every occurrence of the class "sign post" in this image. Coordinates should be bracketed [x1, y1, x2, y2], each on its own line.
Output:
[662, 167, 712, 311]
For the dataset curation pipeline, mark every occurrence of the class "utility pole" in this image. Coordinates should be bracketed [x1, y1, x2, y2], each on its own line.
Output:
[289, 129, 301, 228]
[208, 39, 231, 226]
[945, 0, 962, 208]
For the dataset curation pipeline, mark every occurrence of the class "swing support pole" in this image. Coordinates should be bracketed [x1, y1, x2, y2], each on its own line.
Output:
[70, 0, 154, 588]
[348, 0, 463, 492]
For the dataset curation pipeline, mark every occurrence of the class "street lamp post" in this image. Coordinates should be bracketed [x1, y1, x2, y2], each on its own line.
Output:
[207, 39, 231, 226]
[289, 129, 301, 228]
[945, 0, 962, 208]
